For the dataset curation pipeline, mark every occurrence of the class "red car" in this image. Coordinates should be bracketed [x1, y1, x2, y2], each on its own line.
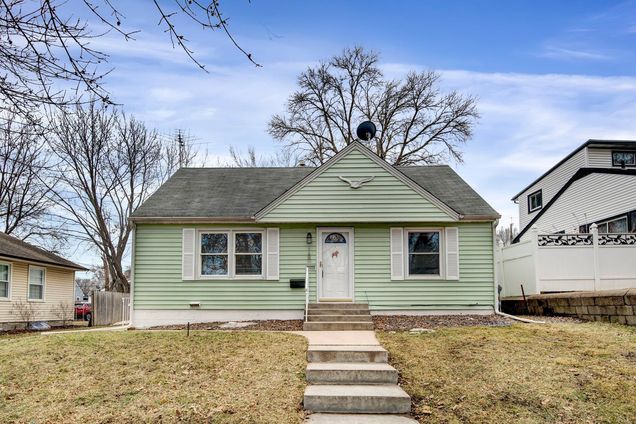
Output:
[74, 302, 92, 322]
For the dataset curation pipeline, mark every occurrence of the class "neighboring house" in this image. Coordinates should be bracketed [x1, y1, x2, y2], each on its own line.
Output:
[129, 142, 500, 328]
[512, 139, 636, 242]
[0, 232, 87, 328]
[499, 139, 636, 297]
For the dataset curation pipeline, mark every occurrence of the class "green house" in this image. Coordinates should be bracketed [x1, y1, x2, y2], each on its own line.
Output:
[129, 142, 500, 328]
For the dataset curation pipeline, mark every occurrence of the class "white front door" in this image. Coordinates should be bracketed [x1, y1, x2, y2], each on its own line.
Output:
[318, 228, 353, 301]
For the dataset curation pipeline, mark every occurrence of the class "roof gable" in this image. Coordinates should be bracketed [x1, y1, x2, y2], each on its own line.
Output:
[256, 142, 460, 222]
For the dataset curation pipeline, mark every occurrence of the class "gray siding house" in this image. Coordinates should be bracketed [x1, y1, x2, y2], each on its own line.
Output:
[513, 139, 636, 242]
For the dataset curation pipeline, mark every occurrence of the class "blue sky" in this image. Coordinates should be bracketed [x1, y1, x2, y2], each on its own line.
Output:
[66, 0, 636, 266]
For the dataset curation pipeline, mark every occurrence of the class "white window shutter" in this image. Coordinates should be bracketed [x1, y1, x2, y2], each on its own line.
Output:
[182, 229, 196, 280]
[266, 228, 280, 280]
[390, 228, 404, 280]
[445, 227, 460, 280]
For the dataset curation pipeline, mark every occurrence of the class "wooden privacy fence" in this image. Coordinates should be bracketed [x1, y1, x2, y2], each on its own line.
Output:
[91, 291, 131, 326]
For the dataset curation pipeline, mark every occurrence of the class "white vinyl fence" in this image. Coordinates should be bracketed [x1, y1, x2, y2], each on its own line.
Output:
[498, 224, 636, 297]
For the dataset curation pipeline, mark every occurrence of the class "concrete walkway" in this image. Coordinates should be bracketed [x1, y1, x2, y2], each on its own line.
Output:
[295, 330, 417, 423]
[290, 330, 380, 346]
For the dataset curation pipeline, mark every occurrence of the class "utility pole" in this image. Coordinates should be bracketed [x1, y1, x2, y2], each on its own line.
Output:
[177, 129, 184, 168]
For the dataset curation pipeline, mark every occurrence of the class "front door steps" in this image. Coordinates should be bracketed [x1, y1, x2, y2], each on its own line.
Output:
[303, 337, 416, 421]
[304, 303, 374, 331]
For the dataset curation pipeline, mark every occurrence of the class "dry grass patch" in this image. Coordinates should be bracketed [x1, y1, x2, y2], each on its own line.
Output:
[379, 323, 636, 423]
[0, 331, 307, 423]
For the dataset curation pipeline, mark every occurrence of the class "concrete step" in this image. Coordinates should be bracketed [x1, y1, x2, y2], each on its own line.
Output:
[307, 314, 373, 322]
[303, 321, 374, 331]
[308, 303, 369, 310]
[308, 308, 371, 316]
[307, 362, 398, 385]
[308, 345, 388, 363]
[304, 384, 411, 414]
[307, 414, 418, 423]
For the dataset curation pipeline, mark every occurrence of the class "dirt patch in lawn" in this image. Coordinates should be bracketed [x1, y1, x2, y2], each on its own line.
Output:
[379, 322, 636, 423]
[0, 331, 307, 423]
[373, 314, 513, 330]
[150, 319, 304, 331]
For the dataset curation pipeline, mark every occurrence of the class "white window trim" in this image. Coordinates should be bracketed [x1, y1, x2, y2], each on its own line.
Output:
[404, 228, 445, 280]
[0, 261, 11, 301]
[197, 229, 266, 280]
[528, 190, 543, 213]
[28, 265, 46, 302]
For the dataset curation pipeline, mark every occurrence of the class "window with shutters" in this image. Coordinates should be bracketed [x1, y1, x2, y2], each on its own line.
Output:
[198, 230, 264, 279]
[404, 229, 443, 278]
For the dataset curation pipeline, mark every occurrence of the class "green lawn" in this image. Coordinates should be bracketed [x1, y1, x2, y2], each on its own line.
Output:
[0, 331, 307, 423]
[379, 323, 636, 423]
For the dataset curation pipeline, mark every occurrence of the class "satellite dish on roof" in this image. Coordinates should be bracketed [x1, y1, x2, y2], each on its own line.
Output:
[356, 121, 376, 141]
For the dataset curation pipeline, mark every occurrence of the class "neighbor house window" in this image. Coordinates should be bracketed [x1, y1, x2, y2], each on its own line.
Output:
[200, 231, 264, 278]
[612, 151, 636, 167]
[597, 216, 628, 234]
[406, 230, 441, 277]
[0, 263, 9, 299]
[528, 190, 543, 213]
[28, 266, 45, 300]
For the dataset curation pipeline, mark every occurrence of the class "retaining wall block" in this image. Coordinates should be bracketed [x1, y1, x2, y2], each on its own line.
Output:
[594, 296, 625, 306]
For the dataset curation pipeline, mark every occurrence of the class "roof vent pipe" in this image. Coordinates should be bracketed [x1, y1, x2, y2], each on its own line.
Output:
[298, 160, 306, 167]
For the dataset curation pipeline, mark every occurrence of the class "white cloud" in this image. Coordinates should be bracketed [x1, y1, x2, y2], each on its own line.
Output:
[541, 45, 612, 61]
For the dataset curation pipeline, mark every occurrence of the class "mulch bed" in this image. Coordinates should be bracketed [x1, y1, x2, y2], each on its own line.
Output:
[150, 319, 304, 331]
[373, 314, 513, 331]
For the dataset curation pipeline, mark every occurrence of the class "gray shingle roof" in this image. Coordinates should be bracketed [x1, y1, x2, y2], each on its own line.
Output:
[132, 165, 499, 220]
[0, 232, 87, 270]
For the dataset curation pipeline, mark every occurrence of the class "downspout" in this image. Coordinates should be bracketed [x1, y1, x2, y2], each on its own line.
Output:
[492, 220, 500, 312]
[129, 222, 136, 328]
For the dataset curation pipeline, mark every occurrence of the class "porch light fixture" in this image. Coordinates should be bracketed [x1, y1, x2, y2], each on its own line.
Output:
[306, 232, 313, 245]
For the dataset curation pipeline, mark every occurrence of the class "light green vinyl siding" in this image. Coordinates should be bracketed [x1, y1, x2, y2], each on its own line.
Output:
[259, 149, 454, 222]
[133, 222, 495, 311]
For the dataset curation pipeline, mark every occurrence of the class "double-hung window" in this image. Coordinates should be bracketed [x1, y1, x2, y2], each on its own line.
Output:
[28, 266, 45, 300]
[406, 230, 441, 277]
[200, 231, 264, 278]
[234, 232, 263, 276]
[201, 232, 230, 276]
[528, 190, 542, 213]
[0, 263, 9, 299]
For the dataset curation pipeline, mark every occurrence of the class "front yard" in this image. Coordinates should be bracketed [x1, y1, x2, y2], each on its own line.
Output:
[1, 322, 635, 423]
[0, 331, 307, 423]
[379, 322, 636, 423]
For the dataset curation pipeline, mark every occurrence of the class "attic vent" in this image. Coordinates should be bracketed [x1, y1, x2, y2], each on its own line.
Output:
[297, 160, 306, 167]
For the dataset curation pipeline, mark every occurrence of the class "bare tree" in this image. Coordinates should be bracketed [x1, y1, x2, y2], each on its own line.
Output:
[11, 298, 37, 326]
[1, 0, 258, 125]
[497, 224, 518, 247]
[75, 265, 106, 299]
[228, 145, 300, 167]
[269, 46, 479, 166]
[48, 103, 191, 292]
[51, 300, 73, 326]
[0, 109, 64, 249]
